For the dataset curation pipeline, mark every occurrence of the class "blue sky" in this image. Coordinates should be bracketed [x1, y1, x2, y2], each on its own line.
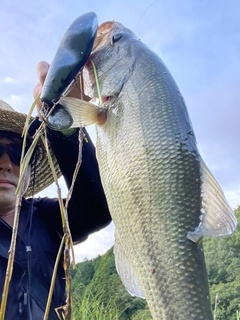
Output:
[0, 0, 239, 261]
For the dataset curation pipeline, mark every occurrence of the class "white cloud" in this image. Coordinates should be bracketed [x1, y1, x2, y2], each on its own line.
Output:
[225, 190, 240, 211]
[73, 222, 115, 263]
[2, 94, 38, 116]
[36, 177, 68, 198]
[8, 94, 24, 105]
[2, 77, 18, 84]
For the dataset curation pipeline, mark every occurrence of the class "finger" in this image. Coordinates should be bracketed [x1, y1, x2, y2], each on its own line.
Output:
[68, 77, 91, 101]
[33, 61, 50, 119]
[36, 61, 50, 85]
[33, 82, 42, 100]
[33, 82, 43, 116]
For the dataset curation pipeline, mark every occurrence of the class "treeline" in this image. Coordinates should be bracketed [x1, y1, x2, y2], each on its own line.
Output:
[70, 248, 151, 319]
[70, 206, 240, 319]
[204, 206, 240, 319]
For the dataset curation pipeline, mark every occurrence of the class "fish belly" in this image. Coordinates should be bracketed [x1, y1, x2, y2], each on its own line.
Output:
[95, 58, 213, 319]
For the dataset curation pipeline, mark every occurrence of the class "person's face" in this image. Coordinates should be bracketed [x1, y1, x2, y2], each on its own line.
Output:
[0, 137, 31, 207]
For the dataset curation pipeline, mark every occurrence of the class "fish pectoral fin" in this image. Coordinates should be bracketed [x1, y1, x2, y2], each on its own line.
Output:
[187, 156, 238, 243]
[114, 229, 145, 299]
[59, 96, 106, 127]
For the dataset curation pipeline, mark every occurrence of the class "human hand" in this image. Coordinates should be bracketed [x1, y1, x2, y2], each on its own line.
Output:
[33, 61, 49, 119]
[33, 60, 90, 120]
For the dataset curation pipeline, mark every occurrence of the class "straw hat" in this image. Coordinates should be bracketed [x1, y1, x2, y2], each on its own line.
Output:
[0, 99, 62, 197]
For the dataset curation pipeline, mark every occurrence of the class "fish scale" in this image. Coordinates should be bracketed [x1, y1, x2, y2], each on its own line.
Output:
[59, 21, 236, 319]
[92, 31, 213, 319]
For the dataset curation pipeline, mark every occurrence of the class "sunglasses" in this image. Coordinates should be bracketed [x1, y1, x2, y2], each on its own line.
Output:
[0, 143, 34, 166]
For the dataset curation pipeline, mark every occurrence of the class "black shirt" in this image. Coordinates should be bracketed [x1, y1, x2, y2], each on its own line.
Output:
[0, 128, 111, 319]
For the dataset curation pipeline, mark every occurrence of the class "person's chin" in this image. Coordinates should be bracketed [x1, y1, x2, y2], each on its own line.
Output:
[0, 186, 16, 200]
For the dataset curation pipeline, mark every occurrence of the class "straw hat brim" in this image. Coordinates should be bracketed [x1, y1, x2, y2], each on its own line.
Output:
[0, 100, 62, 197]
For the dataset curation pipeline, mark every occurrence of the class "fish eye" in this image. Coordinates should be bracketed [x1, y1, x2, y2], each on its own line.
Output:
[112, 33, 122, 44]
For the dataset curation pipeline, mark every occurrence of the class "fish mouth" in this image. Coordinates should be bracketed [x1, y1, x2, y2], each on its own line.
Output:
[83, 60, 117, 105]
[83, 21, 123, 103]
[102, 96, 109, 103]
[90, 95, 116, 107]
[102, 96, 115, 104]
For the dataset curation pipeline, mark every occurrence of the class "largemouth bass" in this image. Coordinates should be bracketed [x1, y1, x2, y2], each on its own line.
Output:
[56, 21, 237, 319]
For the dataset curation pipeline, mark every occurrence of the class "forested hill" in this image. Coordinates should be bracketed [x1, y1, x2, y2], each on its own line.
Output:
[70, 206, 240, 320]
[204, 206, 240, 319]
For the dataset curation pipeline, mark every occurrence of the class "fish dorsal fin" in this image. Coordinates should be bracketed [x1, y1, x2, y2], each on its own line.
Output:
[187, 157, 238, 242]
[59, 96, 102, 127]
[114, 229, 145, 299]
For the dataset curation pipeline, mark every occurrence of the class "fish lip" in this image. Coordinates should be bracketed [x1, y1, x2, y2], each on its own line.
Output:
[101, 95, 117, 107]
[91, 95, 115, 106]
[102, 96, 112, 103]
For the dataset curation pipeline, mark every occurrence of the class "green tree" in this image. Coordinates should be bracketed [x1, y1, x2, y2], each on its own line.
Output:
[72, 248, 149, 319]
[204, 206, 240, 319]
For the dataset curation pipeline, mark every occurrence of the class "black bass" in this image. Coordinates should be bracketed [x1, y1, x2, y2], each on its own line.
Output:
[57, 21, 237, 319]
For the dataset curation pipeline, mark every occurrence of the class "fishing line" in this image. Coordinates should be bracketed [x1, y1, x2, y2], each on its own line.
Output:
[132, 0, 159, 30]
[26, 153, 37, 320]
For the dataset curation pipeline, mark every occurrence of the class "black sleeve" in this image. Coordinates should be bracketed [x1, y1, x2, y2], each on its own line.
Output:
[47, 128, 111, 242]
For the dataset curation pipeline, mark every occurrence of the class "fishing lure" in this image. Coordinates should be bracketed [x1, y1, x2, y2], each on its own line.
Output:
[37, 12, 98, 130]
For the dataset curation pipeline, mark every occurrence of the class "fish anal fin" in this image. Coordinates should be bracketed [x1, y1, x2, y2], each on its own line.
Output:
[114, 230, 145, 299]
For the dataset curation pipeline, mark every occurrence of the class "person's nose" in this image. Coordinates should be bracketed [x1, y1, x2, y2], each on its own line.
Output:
[0, 151, 13, 172]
